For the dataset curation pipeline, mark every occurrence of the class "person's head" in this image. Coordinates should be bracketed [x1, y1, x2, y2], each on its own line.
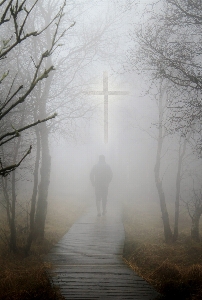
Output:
[99, 155, 105, 163]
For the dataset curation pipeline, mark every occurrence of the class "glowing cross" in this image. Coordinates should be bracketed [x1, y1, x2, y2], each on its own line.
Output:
[87, 71, 129, 143]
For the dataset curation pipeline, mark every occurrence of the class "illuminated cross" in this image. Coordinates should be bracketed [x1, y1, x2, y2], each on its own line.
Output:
[87, 71, 129, 143]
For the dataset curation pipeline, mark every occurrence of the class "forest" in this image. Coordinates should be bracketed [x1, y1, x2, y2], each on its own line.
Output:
[1, 1, 202, 299]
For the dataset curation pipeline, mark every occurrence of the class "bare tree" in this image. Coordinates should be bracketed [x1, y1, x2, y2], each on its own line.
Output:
[29, 0, 125, 241]
[129, 0, 202, 150]
[0, 0, 62, 177]
[126, 0, 202, 241]
[153, 80, 173, 242]
[0, 0, 68, 252]
[184, 184, 202, 242]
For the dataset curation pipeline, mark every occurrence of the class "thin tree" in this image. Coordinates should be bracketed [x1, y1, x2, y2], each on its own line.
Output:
[184, 183, 202, 242]
[0, 0, 67, 252]
[127, 0, 202, 241]
[0, 0, 60, 177]
[153, 80, 173, 242]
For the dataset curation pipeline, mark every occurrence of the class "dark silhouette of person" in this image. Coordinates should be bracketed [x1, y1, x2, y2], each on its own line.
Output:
[90, 155, 113, 216]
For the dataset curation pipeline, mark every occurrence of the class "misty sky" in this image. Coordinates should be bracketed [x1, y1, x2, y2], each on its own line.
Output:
[9, 0, 200, 214]
[48, 0, 166, 206]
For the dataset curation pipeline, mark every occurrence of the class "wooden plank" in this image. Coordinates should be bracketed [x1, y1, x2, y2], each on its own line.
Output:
[45, 201, 160, 299]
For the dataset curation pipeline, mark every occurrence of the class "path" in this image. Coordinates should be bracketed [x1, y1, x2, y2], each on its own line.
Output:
[45, 200, 160, 299]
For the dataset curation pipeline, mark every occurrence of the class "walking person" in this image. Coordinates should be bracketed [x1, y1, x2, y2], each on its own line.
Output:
[90, 155, 113, 217]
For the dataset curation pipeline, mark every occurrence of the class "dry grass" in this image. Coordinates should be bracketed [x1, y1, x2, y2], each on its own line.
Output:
[0, 196, 88, 300]
[123, 199, 202, 300]
[3, 194, 202, 299]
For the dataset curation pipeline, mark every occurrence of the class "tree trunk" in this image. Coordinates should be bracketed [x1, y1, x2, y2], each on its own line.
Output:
[25, 126, 41, 254]
[33, 6, 54, 240]
[10, 135, 22, 252]
[34, 122, 51, 240]
[154, 81, 173, 243]
[30, 126, 41, 231]
[173, 137, 188, 241]
[155, 164, 173, 243]
[191, 209, 202, 242]
[2, 176, 11, 229]
[173, 170, 180, 241]
[10, 169, 17, 252]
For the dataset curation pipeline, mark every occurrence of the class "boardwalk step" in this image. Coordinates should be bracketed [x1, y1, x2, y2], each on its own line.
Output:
[46, 202, 160, 299]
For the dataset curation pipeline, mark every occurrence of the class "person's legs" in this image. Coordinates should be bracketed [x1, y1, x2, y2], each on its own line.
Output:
[96, 198, 101, 216]
[101, 187, 108, 215]
[95, 188, 101, 216]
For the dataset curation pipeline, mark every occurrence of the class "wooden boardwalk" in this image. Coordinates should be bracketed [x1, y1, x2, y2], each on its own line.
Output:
[45, 201, 160, 299]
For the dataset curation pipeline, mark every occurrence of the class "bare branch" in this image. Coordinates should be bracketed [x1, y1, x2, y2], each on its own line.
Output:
[0, 0, 13, 25]
[0, 84, 23, 113]
[0, 113, 57, 146]
[0, 145, 32, 177]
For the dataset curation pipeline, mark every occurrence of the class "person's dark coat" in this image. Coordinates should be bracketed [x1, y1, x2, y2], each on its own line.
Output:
[90, 161, 112, 189]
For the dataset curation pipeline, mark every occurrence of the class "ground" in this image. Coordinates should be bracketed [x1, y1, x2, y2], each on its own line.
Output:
[1, 196, 202, 299]
[0, 196, 88, 300]
[122, 198, 202, 300]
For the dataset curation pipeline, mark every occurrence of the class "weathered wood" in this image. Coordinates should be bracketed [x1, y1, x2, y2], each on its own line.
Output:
[45, 201, 160, 299]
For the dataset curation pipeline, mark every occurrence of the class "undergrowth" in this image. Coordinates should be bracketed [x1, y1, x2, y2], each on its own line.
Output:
[123, 199, 202, 300]
[0, 197, 87, 300]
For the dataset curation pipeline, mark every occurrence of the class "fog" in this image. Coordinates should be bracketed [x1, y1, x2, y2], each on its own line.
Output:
[3, 3, 202, 299]
[45, 1, 158, 206]
[45, 1, 154, 208]
[1, 0, 202, 242]
[49, 72, 158, 206]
